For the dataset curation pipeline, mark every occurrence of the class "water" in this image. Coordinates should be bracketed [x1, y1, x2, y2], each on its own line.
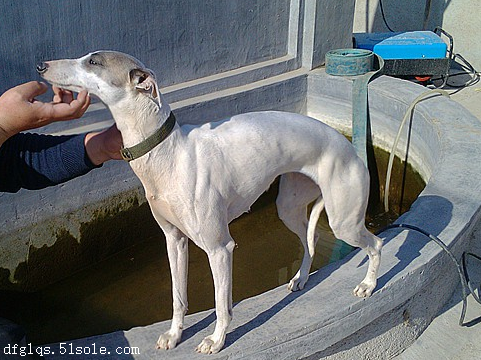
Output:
[0, 146, 424, 345]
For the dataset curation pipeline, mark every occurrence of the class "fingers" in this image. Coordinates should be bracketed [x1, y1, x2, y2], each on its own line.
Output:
[0, 82, 91, 138]
[104, 124, 124, 160]
[75, 90, 89, 108]
[72, 90, 91, 117]
[83, 124, 123, 165]
[52, 87, 62, 103]
[52, 86, 74, 104]
[53, 87, 88, 108]
[32, 90, 90, 122]
[13, 81, 48, 101]
[56, 92, 90, 120]
[53, 89, 90, 119]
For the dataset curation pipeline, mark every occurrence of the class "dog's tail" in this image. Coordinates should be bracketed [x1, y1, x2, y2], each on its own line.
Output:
[307, 196, 324, 255]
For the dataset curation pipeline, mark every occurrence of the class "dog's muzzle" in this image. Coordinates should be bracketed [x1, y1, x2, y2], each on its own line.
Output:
[36, 62, 48, 74]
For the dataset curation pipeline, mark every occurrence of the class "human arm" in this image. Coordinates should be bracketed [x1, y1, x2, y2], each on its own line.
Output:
[0, 82, 123, 192]
[0, 132, 95, 192]
[0, 81, 90, 147]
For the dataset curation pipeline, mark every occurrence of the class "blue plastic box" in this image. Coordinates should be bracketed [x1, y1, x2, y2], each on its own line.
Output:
[353, 31, 447, 60]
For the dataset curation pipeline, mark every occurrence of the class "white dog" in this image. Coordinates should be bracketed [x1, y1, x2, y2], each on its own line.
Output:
[37, 51, 382, 354]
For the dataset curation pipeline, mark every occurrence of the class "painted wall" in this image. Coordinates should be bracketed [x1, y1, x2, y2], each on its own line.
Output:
[353, 0, 481, 71]
[0, 0, 290, 93]
[0, 0, 359, 98]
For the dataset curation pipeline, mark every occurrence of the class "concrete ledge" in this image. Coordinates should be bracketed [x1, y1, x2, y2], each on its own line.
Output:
[30, 70, 481, 359]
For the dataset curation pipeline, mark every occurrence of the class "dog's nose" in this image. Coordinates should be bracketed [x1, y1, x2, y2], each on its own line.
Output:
[36, 62, 48, 74]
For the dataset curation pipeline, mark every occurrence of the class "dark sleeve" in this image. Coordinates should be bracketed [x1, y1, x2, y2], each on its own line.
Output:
[0, 132, 100, 193]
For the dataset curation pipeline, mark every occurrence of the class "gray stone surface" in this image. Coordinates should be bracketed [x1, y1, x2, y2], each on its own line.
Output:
[393, 81, 481, 360]
[395, 230, 481, 360]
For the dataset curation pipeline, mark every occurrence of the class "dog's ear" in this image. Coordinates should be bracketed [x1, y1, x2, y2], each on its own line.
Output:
[130, 69, 159, 104]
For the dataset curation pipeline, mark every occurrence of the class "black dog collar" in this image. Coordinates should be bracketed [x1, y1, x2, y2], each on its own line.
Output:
[120, 112, 176, 162]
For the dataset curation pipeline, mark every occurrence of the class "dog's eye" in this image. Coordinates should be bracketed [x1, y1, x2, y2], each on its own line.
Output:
[89, 58, 101, 66]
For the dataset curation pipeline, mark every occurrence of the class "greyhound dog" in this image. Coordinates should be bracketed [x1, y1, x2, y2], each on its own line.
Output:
[37, 51, 382, 354]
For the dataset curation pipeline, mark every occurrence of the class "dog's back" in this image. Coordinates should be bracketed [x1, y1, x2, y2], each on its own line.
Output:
[175, 111, 361, 221]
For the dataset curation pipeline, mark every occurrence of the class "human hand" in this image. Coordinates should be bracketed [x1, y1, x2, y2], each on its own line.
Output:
[84, 124, 124, 165]
[0, 81, 90, 146]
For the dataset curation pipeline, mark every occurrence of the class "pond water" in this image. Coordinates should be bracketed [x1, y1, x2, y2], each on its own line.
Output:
[0, 145, 425, 345]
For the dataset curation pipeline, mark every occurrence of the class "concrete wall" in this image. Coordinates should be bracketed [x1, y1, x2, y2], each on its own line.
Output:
[0, 0, 357, 97]
[0, 0, 290, 94]
[2, 2, 481, 357]
[353, 0, 481, 71]
[0, 0, 356, 290]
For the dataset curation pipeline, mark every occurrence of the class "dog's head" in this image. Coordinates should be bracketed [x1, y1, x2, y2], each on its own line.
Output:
[37, 51, 161, 108]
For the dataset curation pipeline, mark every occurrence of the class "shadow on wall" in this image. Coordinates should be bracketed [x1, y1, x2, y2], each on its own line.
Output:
[359, 0, 452, 33]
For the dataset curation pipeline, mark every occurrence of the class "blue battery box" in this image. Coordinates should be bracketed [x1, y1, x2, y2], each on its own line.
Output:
[353, 31, 447, 60]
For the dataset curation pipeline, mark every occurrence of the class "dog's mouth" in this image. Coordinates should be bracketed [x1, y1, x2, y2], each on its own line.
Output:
[41, 78, 87, 94]
[53, 83, 86, 93]
[36, 62, 87, 94]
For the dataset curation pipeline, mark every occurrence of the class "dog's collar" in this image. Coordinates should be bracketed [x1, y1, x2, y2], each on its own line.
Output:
[120, 112, 176, 162]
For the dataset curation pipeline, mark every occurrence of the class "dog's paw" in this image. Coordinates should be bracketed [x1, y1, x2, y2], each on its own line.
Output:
[288, 277, 307, 292]
[156, 330, 181, 350]
[287, 272, 308, 292]
[195, 335, 224, 354]
[353, 281, 375, 298]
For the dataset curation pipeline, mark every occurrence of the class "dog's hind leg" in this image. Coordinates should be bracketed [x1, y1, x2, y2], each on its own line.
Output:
[319, 162, 383, 298]
[330, 224, 382, 297]
[277, 173, 322, 291]
[352, 230, 382, 297]
[156, 224, 189, 350]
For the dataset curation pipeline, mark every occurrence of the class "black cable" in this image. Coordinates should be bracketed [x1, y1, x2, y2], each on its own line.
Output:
[377, 223, 481, 326]
[380, 0, 433, 33]
[431, 48, 480, 90]
[463, 252, 481, 304]
[379, 0, 395, 32]
[422, 0, 432, 31]
[445, 53, 480, 88]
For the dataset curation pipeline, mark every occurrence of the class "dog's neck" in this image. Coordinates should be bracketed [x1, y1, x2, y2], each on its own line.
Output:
[109, 93, 173, 149]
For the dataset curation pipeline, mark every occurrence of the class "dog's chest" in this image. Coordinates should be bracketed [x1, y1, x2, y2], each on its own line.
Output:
[148, 194, 175, 221]
[145, 189, 191, 235]
[128, 160, 182, 225]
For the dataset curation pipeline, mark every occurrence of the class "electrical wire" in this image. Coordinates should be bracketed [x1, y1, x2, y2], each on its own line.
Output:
[377, 223, 481, 326]
[430, 55, 480, 92]
[378, 0, 395, 32]
[443, 54, 480, 89]
[422, 0, 433, 30]
[379, 0, 433, 33]
[430, 29, 480, 91]
[384, 89, 450, 213]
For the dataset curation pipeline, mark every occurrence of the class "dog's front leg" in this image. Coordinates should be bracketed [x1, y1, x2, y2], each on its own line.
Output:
[156, 226, 189, 350]
[196, 238, 235, 354]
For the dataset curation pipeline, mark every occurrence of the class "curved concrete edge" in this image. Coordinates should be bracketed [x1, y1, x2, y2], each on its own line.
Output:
[302, 70, 481, 359]
[32, 71, 481, 360]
